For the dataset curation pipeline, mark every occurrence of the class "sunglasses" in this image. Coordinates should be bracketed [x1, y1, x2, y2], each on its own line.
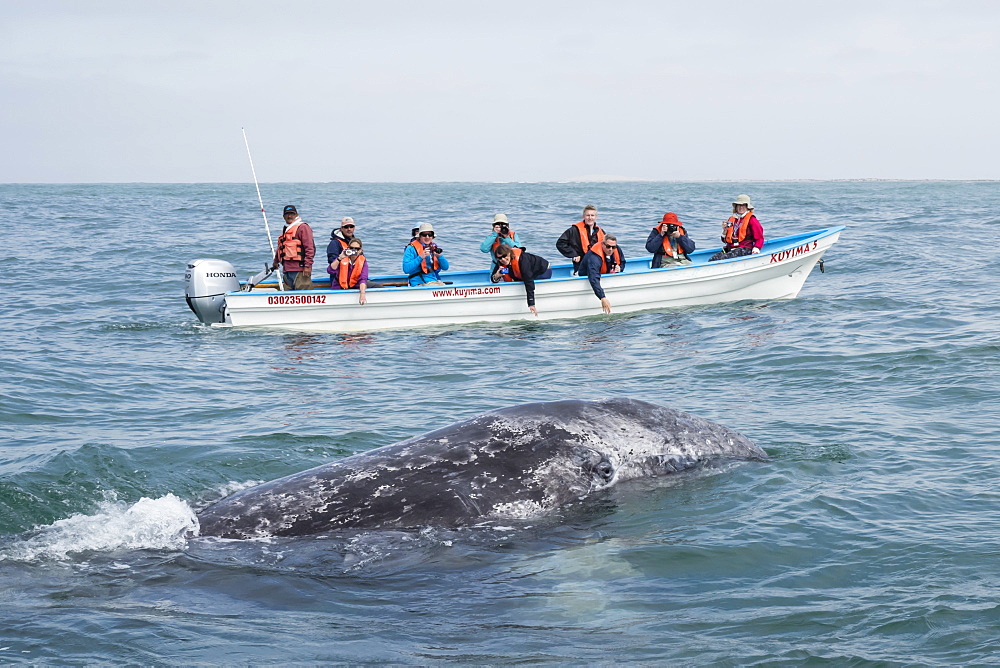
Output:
[419, 232, 435, 238]
[342, 224, 355, 229]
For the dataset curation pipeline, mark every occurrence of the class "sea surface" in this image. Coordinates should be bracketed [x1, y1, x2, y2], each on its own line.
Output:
[1, 181, 999, 665]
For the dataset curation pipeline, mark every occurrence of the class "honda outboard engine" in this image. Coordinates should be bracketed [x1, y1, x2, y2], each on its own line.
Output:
[185, 259, 240, 325]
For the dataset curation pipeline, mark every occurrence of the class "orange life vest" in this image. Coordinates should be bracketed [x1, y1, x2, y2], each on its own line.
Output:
[409, 239, 439, 274]
[658, 225, 688, 258]
[574, 221, 604, 256]
[337, 256, 366, 289]
[724, 213, 753, 246]
[278, 221, 304, 261]
[588, 244, 623, 274]
[492, 230, 516, 253]
[498, 248, 524, 281]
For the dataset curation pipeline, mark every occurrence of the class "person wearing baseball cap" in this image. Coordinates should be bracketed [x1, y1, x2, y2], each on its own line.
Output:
[645, 212, 695, 268]
[271, 204, 316, 289]
[326, 216, 358, 264]
[709, 194, 764, 262]
[479, 213, 522, 272]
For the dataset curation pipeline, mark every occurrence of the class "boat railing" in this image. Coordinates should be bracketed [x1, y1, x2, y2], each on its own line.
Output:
[241, 226, 843, 293]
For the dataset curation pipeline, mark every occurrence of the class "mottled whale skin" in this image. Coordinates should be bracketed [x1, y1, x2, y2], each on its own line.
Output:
[196, 398, 765, 539]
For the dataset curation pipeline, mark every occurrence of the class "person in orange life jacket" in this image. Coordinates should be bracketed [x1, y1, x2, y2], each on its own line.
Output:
[326, 238, 369, 305]
[403, 222, 450, 286]
[645, 212, 695, 267]
[326, 216, 357, 264]
[491, 244, 553, 316]
[709, 194, 764, 262]
[579, 234, 625, 314]
[556, 204, 604, 274]
[271, 204, 316, 290]
[480, 213, 523, 271]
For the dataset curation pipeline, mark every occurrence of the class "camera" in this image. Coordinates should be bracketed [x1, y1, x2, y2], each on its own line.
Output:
[496, 223, 509, 236]
[665, 224, 678, 234]
[344, 248, 358, 256]
[429, 243, 443, 254]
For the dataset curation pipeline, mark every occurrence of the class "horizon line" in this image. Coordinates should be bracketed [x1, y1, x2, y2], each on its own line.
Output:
[2, 178, 999, 186]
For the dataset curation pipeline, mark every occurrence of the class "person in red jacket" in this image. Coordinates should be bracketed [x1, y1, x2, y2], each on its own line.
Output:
[709, 194, 764, 262]
[271, 204, 316, 289]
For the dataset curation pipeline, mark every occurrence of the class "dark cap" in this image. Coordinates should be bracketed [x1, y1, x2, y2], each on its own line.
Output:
[283, 205, 298, 215]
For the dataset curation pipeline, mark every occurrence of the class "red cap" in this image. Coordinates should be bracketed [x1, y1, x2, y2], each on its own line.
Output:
[660, 212, 681, 225]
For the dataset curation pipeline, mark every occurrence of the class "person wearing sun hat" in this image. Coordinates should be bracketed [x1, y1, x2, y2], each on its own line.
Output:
[479, 213, 522, 271]
[645, 212, 695, 268]
[403, 222, 450, 286]
[709, 194, 764, 262]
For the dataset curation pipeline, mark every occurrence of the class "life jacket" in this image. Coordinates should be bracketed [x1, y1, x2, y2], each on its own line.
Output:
[498, 248, 524, 281]
[658, 225, 688, 258]
[278, 221, 304, 261]
[588, 244, 623, 274]
[574, 221, 604, 256]
[492, 230, 516, 254]
[337, 256, 366, 289]
[724, 213, 754, 246]
[409, 239, 439, 275]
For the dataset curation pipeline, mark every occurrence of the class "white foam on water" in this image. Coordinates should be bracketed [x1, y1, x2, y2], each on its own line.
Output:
[1, 494, 199, 562]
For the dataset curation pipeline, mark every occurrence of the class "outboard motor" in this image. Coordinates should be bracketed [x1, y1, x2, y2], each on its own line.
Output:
[185, 259, 240, 325]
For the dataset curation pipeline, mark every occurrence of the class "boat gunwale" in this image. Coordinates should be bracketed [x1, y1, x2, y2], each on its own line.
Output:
[232, 226, 845, 297]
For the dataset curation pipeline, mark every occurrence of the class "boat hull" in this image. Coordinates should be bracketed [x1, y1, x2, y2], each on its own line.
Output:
[214, 227, 843, 332]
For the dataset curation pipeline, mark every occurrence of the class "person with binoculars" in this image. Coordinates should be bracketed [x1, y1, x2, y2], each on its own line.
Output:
[403, 222, 450, 286]
[480, 213, 523, 271]
[645, 212, 695, 268]
[327, 238, 369, 304]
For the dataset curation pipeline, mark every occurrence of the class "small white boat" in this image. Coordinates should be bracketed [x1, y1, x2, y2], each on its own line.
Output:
[185, 226, 844, 333]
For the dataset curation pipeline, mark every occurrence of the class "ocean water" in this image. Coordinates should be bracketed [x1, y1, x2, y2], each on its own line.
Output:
[1, 180, 999, 664]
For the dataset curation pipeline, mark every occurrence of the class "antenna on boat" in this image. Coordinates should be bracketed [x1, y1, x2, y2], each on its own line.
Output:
[242, 127, 284, 291]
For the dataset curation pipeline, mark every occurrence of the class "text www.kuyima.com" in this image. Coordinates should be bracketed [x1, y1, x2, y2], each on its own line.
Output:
[431, 286, 501, 298]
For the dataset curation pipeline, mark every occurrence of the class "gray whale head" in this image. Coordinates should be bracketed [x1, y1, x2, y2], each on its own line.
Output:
[196, 398, 766, 539]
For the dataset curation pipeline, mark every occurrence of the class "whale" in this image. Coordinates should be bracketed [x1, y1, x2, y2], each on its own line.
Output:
[196, 398, 766, 539]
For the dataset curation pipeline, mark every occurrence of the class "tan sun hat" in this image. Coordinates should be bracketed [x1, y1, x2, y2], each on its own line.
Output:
[417, 222, 435, 234]
[732, 194, 754, 210]
[493, 213, 508, 224]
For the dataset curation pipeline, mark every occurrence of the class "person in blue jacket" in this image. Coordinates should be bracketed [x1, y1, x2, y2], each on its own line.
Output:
[579, 234, 625, 314]
[479, 214, 523, 271]
[403, 222, 450, 286]
[645, 212, 695, 267]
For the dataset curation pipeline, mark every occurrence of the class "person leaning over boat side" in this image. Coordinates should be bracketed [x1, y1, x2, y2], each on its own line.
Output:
[646, 212, 695, 268]
[556, 205, 604, 274]
[271, 204, 315, 290]
[709, 194, 764, 262]
[327, 237, 368, 305]
[403, 222, 450, 286]
[579, 234, 625, 314]
[326, 217, 357, 264]
[491, 244, 552, 316]
[480, 214, 523, 271]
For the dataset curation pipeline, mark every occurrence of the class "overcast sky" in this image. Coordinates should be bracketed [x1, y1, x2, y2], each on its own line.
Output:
[2, 0, 998, 182]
